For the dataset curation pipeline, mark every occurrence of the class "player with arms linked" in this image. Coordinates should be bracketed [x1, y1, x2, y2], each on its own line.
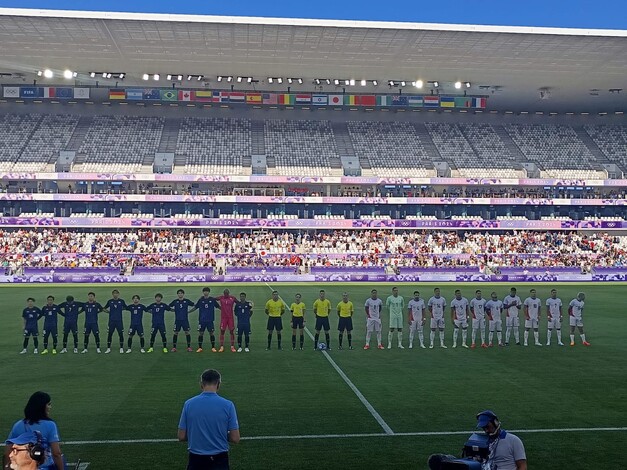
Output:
[195, 287, 220, 353]
[20, 298, 41, 355]
[146, 293, 171, 353]
[169, 289, 196, 352]
[125, 295, 148, 353]
[39, 296, 60, 355]
[103, 289, 127, 354]
[234, 292, 253, 353]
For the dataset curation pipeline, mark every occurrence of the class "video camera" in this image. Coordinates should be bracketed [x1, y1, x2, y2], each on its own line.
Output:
[439, 432, 491, 470]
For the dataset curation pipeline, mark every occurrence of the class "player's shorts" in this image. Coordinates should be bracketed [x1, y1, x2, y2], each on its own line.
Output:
[128, 323, 144, 336]
[453, 319, 468, 329]
[506, 316, 520, 328]
[430, 317, 445, 329]
[548, 317, 561, 329]
[489, 319, 502, 332]
[389, 313, 403, 329]
[366, 318, 382, 332]
[291, 317, 304, 329]
[472, 318, 486, 330]
[174, 319, 191, 332]
[63, 323, 78, 334]
[409, 320, 424, 333]
[198, 321, 214, 333]
[569, 316, 583, 327]
[23, 327, 38, 337]
[108, 322, 124, 333]
[266, 317, 283, 331]
[43, 326, 57, 336]
[220, 316, 235, 331]
[151, 324, 166, 336]
[84, 323, 99, 335]
[238, 323, 251, 335]
[338, 317, 353, 332]
[315, 316, 330, 331]
[525, 319, 539, 329]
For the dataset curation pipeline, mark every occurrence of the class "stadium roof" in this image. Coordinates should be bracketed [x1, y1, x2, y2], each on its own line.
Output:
[0, 8, 626, 112]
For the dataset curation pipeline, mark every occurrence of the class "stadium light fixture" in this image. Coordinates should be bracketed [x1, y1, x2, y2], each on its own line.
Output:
[465, 82, 471, 88]
[277, 78, 283, 84]
[372, 80, 378, 86]
[217, 76, 223, 82]
[89, 72, 96, 78]
[178, 75, 184, 81]
[237, 76, 243, 83]
[119, 73, 125, 79]
[142, 74, 149, 81]
[400, 81, 406, 87]
[388, 80, 395, 86]
[153, 74, 160, 81]
[360, 80, 367, 86]
[334, 79, 340, 86]
[297, 78, 303, 84]
[227, 76, 233, 82]
[166, 74, 172, 80]
[455, 81, 462, 89]
[432, 81, 439, 87]
[325, 79, 331, 85]
[349, 79, 355, 86]
[268, 77, 274, 84]
[345, 79, 350, 86]
[415, 80, 423, 88]
[287, 78, 293, 84]
[247, 77, 253, 83]
[63, 70, 73, 79]
[314, 78, 320, 85]
[37, 70, 43, 77]
[43, 69, 53, 78]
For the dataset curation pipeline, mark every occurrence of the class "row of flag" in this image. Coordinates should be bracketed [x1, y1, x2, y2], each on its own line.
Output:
[2, 87, 90, 99]
[108, 89, 487, 108]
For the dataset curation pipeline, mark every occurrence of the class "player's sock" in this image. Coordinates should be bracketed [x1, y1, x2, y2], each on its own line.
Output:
[33, 338, 39, 349]
[210, 334, 216, 348]
[245, 333, 250, 348]
[149, 333, 156, 348]
[524, 331, 529, 345]
[556, 329, 561, 343]
[300, 334, 304, 348]
[497, 331, 502, 344]
[570, 334, 575, 343]
[52, 335, 58, 349]
[277, 333, 282, 349]
[418, 331, 424, 346]
[219, 333, 225, 347]
[430, 331, 435, 346]
[397, 331, 403, 347]
[325, 332, 330, 348]
[388, 331, 393, 347]
[347, 333, 352, 347]
[118, 332, 124, 350]
[489, 331, 494, 344]
[94, 334, 100, 348]
[365, 330, 372, 345]
[292, 334, 296, 348]
[140, 337, 145, 348]
[471, 329, 477, 344]
[314, 333, 320, 348]
[23, 337, 29, 349]
[107, 333, 113, 349]
[161, 332, 167, 349]
[439, 330, 445, 346]
[505, 327, 511, 343]
[186, 334, 191, 348]
[84, 337, 89, 349]
[580, 334, 586, 343]
[533, 331, 539, 343]
[480, 329, 485, 344]
[43, 339, 48, 350]
[230, 332, 235, 347]
[267, 333, 272, 349]
[547, 329, 552, 345]
[172, 335, 177, 349]
[514, 329, 520, 343]
[461, 329, 467, 345]
[376, 331, 382, 345]
[62, 333, 68, 349]
[453, 328, 459, 346]
[198, 335, 204, 349]
[128, 337, 133, 348]
[338, 333, 343, 347]
[237, 333, 243, 348]
[409, 330, 415, 347]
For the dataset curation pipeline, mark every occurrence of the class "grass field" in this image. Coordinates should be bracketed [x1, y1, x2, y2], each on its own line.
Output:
[1, 282, 626, 469]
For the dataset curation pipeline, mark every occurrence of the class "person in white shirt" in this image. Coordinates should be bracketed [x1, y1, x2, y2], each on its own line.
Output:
[523, 289, 542, 347]
[545, 289, 564, 346]
[427, 288, 447, 349]
[503, 287, 522, 346]
[568, 292, 591, 347]
[407, 291, 426, 349]
[364, 289, 384, 350]
[450, 290, 469, 348]
[469, 289, 487, 348]
[485, 292, 504, 347]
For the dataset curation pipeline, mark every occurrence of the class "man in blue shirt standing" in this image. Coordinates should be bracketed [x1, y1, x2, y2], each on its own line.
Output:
[234, 293, 253, 353]
[39, 296, 61, 355]
[178, 369, 240, 470]
[20, 298, 41, 354]
[59, 295, 83, 354]
[195, 287, 221, 353]
[104, 289, 127, 354]
[169, 289, 196, 352]
[82, 292, 104, 354]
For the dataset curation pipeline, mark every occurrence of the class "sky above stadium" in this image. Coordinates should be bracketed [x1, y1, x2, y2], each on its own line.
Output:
[0, 0, 626, 30]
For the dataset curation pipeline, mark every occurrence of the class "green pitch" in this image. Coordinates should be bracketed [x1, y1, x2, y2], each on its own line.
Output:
[1, 283, 625, 469]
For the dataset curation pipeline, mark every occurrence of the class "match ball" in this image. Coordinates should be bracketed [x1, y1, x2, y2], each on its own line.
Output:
[317, 342, 327, 350]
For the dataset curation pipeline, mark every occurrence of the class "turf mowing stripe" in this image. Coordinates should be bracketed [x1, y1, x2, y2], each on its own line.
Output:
[264, 282, 395, 435]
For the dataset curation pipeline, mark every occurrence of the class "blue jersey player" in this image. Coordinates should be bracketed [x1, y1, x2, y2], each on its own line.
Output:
[194, 287, 220, 353]
[39, 295, 61, 355]
[235, 292, 254, 353]
[104, 289, 127, 354]
[146, 293, 171, 353]
[59, 295, 84, 354]
[20, 298, 41, 354]
[81, 292, 104, 354]
[125, 295, 147, 353]
[168, 289, 196, 352]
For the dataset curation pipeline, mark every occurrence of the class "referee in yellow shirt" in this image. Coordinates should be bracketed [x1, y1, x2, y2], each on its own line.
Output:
[265, 290, 285, 350]
[313, 289, 332, 350]
[290, 293, 306, 350]
[337, 292, 355, 350]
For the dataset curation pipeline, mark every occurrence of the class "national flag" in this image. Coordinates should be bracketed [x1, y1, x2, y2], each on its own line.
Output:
[278, 94, 295, 105]
[160, 89, 177, 101]
[295, 94, 311, 104]
[440, 97, 455, 108]
[391, 96, 408, 106]
[455, 97, 472, 108]
[178, 90, 193, 102]
[423, 96, 440, 107]
[73, 88, 90, 99]
[126, 89, 143, 100]
[55, 88, 73, 99]
[312, 95, 327, 105]
[246, 93, 262, 104]
[359, 95, 376, 106]
[229, 92, 246, 103]
[109, 89, 126, 100]
[143, 89, 160, 100]
[408, 96, 423, 107]
[3, 87, 19, 98]
[262, 93, 278, 105]
[376, 95, 391, 106]
[21, 87, 42, 98]
[472, 97, 487, 108]
[194, 90, 214, 102]
[42, 87, 55, 98]
[344, 95, 357, 106]
[328, 95, 343, 106]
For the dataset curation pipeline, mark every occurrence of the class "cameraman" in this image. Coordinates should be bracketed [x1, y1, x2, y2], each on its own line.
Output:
[477, 410, 527, 470]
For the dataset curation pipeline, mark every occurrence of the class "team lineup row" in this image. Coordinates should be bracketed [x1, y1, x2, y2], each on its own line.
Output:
[17, 286, 590, 355]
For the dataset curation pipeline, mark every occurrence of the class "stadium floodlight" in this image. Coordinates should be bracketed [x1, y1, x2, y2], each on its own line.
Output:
[349, 79, 355, 86]
[142, 73, 149, 80]
[178, 75, 184, 81]
[166, 74, 173, 80]
[314, 78, 320, 85]
[465, 82, 471, 88]
[102, 72, 107, 78]
[217, 76, 223, 82]
[247, 77, 253, 83]
[433, 81, 439, 87]
[119, 73, 125, 79]
[268, 77, 274, 84]
[237, 76, 243, 83]
[153, 74, 160, 81]
[197, 75, 203, 81]
[415, 80, 423, 88]
[287, 78, 293, 84]
[63, 70, 73, 79]
[325, 79, 331, 85]
[360, 79, 367, 86]
[297, 78, 303, 84]
[372, 80, 378, 86]
[400, 81, 406, 87]
[334, 79, 340, 85]
[455, 81, 462, 89]
[89, 72, 96, 78]
[344, 79, 349, 86]
[277, 78, 283, 84]
[106, 73, 112, 79]
[227, 76, 233, 82]
[36, 70, 43, 77]
[43, 69, 53, 78]
[388, 80, 395, 86]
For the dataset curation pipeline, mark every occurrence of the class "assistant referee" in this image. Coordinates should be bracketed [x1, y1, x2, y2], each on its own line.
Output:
[178, 369, 240, 470]
[265, 290, 285, 350]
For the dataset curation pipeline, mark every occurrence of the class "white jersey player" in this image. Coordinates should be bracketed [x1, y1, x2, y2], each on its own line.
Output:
[503, 288, 522, 346]
[523, 289, 542, 347]
[568, 292, 590, 347]
[450, 290, 469, 348]
[427, 288, 447, 349]
[485, 292, 504, 347]
[364, 289, 384, 350]
[470, 290, 488, 348]
[407, 291, 426, 349]
[545, 289, 564, 346]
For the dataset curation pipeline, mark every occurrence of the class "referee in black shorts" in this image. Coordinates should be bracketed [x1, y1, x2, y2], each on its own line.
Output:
[265, 290, 285, 350]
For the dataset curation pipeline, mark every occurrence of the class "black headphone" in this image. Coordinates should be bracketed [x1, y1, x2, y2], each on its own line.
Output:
[29, 431, 46, 464]
[476, 410, 501, 436]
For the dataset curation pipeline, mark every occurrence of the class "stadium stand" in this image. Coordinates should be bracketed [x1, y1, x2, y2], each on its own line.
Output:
[0, 114, 42, 171]
[584, 125, 627, 170]
[456, 123, 523, 177]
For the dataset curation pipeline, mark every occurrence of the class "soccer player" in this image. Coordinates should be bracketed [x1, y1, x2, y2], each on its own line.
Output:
[523, 289, 542, 347]
[217, 288, 238, 353]
[146, 293, 171, 353]
[569, 292, 590, 346]
[428, 288, 447, 348]
[364, 289, 384, 350]
[169, 289, 195, 352]
[337, 292, 354, 350]
[125, 295, 147, 353]
[20, 298, 41, 354]
[104, 289, 127, 354]
[195, 287, 221, 353]
[265, 290, 285, 350]
[235, 292, 253, 352]
[39, 295, 61, 355]
[407, 291, 426, 349]
[485, 292, 504, 347]
[386, 286, 405, 349]
[58, 295, 83, 354]
[451, 289, 469, 348]
[313, 289, 332, 350]
[546, 289, 564, 346]
[470, 289, 488, 348]
[503, 287, 522, 346]
[290, 293, 306, 350]
[82, 292, 104, 353]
